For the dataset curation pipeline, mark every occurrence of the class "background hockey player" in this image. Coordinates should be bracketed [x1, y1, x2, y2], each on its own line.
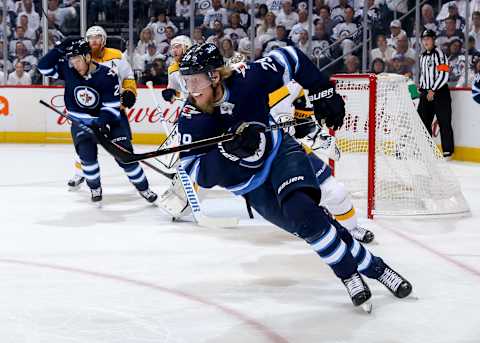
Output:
[67, 26, 145, 190]
[38, 39, 157, 203]
[161, 35, 192, 103]
[177, 43, 412, 309]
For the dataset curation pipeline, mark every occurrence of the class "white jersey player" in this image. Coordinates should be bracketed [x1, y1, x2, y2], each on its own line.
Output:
[161, 35, 192, 103]
[68, 26, 140, 190]
[270, 81, 374, 243]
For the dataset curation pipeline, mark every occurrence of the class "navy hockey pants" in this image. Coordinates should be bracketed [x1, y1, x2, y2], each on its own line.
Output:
[244, 135, 383, 280]
[71, 114, 149, 191]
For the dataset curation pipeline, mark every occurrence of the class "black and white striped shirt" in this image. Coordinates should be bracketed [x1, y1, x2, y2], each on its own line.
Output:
[419, 47, 449, 91]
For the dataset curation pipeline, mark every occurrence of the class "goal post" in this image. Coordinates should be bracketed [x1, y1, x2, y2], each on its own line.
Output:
[329, 73, 469, 218]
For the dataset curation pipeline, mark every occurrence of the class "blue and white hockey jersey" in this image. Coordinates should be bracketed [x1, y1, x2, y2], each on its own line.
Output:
[38, 48, 121, 126]
[179, 46, 332, 195]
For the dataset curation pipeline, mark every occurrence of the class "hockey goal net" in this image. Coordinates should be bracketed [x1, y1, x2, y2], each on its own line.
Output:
[330, 73, 469, 218]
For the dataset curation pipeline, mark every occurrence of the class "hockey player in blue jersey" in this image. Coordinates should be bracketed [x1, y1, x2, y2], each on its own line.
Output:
[177, 43, 412, 309]
[38, 39, 158, 203]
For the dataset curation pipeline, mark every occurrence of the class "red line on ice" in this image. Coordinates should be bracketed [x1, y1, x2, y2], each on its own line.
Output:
[383, 227, 480, 278]
[0, 258, 289, 343]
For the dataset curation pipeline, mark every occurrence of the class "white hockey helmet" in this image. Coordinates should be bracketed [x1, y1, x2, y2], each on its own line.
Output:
[86, 26, 107, 46]
[170, 35, 192, 53]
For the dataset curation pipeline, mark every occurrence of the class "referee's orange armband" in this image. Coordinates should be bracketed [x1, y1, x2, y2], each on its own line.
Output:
[436, 64, 449, 72]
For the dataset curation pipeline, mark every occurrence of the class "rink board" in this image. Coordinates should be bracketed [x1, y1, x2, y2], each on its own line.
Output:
[0, 86, 479, 162]
[0, 85, 175, 145]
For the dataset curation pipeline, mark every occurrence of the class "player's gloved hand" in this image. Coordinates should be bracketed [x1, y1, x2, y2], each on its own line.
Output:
[221, 122, 265, 159]
[120, 90, 136, 108]
[162, 88, 177, 102]
[308, 87, 345, 131]
[293, 117, 317, 139]
[90, 116, 110, 138]
[55, 38, 73, 55]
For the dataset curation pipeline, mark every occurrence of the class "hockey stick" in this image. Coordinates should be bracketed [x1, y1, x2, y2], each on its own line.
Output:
[39, 100, 174, 179]
[145, 83, 239, 228]
[91, 119, 310, 164]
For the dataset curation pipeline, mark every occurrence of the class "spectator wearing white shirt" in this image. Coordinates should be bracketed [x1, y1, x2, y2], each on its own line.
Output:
[419, 4, 439, 34]
[276, 0, 298, 31]
[0, 10, 11, 39]
[176, 0, 191, 18]
[370, 34, 395, 63]
[289, 9, 308, 43]
[12, 41, 37, 73]
[0, 42, 13, 73]
[393, 33, 415, 69]
[9, 27, 34, 55]
[296, 29, 309, 55]
[387, 20, 406, 49]
[265, 0, 283, 16]
[436, 17, 465, 53]
[135, 42, 166, 72]
[330, 0, 350, 24]
[136, 27, 155, 55]
[438, 2, 466, 31]
[16, 0, 40, 31]
[149, 11, 178, 45]
[233, 0, 250, 27]
[470, 11, 480, 50]
[256, 11, 277, 44]
[206, 20, 227, 46]
[18, 14, 36, 41]
[157, 26, 176, 56]
[332, 6, 359, 57]
[224, 13, 247, 46]
[221, 38, 244, 65]
[47, 0, 76, 28]
[7, 62, 31, 85]
[203, 0, 229, 29]
[316, 5, 334, 35]
[436, 0, 466, 21]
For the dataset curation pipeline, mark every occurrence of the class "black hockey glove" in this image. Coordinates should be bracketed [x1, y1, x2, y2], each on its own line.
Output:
[120, 90, 136, 108]
[54, 37, 75, 55]
[293, 117, 317, 139]
[90, 116, 110, 138]
[308, 87, 345, 131]
[221, 122, 264, 159]
[162, 88, 177, 102]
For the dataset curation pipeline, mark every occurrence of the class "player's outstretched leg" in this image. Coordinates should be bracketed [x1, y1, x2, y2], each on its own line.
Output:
[308, 153, 375, 243]
[68, 156, 85, 190]
[327, 212, 412, 298]
[115, 159, 158, 203]
[280, 191, 373, 308]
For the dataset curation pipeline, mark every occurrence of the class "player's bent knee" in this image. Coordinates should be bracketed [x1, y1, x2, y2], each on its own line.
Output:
[320, 177, 352, 215]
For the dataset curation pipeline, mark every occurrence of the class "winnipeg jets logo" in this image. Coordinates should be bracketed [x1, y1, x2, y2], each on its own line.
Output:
[74, 86, 100, 108]
[220, 102, 235, 116]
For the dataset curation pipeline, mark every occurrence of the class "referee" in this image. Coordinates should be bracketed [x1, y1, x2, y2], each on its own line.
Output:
[418, 29, 454, 158]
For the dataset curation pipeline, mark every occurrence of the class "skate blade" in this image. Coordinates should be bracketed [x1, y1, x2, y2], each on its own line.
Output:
[361, 301, 373, 314]
[92, 201, 102, 208]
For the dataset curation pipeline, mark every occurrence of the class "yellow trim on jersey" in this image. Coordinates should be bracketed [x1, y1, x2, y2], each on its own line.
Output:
[296, 89, 305, 100]
[302, 143, 314, 155]
[168, 62, 180, 75]
[294, 109, 314, 118]
[335, 207, 356, 221]
[268, 85, 289, 108]
[75, 161, 82, 170]
[122, 79, 137, 95]
[92, 47, 123, 63]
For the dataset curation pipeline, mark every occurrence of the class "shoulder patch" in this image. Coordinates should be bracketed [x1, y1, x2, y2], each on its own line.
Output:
[168, 62, 180, 75]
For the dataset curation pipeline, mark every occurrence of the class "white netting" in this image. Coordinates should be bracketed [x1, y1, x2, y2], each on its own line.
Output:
[332, 73, 469, 216]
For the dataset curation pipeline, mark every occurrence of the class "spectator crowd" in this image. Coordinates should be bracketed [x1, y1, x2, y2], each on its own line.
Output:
[1, 0, 480, 87]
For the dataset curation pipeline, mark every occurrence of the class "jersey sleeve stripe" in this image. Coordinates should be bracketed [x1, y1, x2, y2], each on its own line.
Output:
[102, 101, 121, 107]
[283, 46, 300, 74]
[38, 67, 54, 75]
[268, 50, 293, 85]
[101, 107, 121, 117]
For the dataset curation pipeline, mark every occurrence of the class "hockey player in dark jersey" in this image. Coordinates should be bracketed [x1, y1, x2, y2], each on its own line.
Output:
[177, 43, 412, 310]
[38, 39, 158, 203]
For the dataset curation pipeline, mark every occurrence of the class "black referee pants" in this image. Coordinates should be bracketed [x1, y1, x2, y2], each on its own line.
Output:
[417, 86, 454, 155]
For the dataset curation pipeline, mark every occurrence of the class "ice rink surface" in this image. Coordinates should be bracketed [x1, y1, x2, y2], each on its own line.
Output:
[0, 144, 479, 343]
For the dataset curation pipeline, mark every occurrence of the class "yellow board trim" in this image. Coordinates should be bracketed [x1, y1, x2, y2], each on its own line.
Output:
[335, 207, 356, 221]
[451, 146, 480, 163]
[0, 132, 167, 145]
